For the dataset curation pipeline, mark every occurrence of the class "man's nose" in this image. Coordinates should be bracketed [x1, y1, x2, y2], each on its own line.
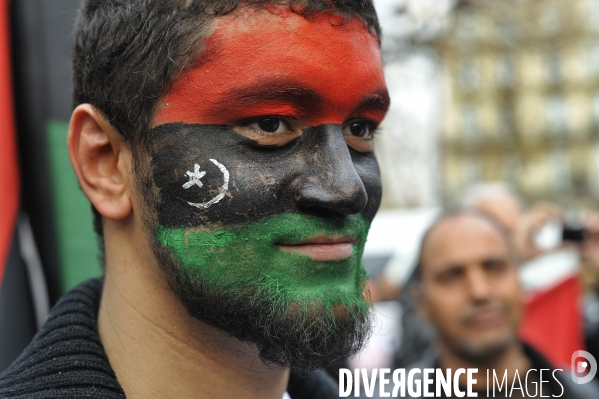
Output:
[293, 124, 368, 215]
[466, 267, 492, 301]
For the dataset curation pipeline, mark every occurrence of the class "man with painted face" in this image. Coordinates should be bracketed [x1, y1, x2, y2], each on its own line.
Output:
[0, 1, 389, 398]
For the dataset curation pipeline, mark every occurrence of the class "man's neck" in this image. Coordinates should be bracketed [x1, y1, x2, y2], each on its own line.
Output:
[436, 340, 531, 391]
[98, 222, 289, 399]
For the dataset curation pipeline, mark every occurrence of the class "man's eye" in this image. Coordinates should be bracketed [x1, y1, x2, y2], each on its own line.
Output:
[233, 117, 301, 147]
[437, 267, 464, 284]
[342, 120, 378, 152]
[344, 121, 373, 139]
[248, 118, 289, 134]
[483, 259, 508, 273]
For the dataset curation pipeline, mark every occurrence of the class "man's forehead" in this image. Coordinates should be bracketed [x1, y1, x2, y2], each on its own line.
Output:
[209, 5, 372, 40]
[209, 4, 346, 34]
[421, 215, 510, 270]
[154, 6, 387, 127]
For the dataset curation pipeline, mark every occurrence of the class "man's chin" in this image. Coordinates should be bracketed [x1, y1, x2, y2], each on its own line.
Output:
[166, 267, 373, 372]
[454, 333, 516, 364]
[251, 298, 373, 372]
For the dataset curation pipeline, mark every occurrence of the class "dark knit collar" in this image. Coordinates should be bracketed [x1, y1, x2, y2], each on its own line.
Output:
[0, 278, 125, 398]
[0, 278, 339, 399]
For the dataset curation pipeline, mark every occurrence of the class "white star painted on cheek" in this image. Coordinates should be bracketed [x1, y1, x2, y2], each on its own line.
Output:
[182, 164, 206, 189]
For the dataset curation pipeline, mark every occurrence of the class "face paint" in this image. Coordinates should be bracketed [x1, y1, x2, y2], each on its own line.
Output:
[182, 159, 229, 210]
[143, 7, 388, 370]
[154, 9, 389, 129]
[155, 214, 370, 297]
[150, 123, 381, 227]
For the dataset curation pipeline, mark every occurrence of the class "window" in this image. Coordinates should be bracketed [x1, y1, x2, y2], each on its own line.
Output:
[545, 95, 567, 134]
[497, 54, 515, 88]
[502, 155, 522, 186]
[462, 156, 481, 185]
[539, 8, 560, 34]
[499, 104, 516, 137]
[590, 0, 599, 30]
[497, 20, 518, 44]
[549, 149, 572, 191]
[590, 42, 599, 76]
[458, 12, 478, 42]
[546, 51, 562, 84]
[592, 91, 599, 126]
[592, 144, 599, 195]
[458, 59, 479, 91]
[462, 104, 479, 139]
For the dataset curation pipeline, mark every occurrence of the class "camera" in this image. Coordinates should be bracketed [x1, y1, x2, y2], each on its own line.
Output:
[562, 226, 588, 243]
[534, 220, 587, 250]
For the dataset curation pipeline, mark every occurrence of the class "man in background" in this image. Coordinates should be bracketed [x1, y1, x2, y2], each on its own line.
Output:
[406, 211, 597, 398]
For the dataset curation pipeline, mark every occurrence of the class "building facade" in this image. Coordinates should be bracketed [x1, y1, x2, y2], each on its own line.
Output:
[436, 0, 599, 208]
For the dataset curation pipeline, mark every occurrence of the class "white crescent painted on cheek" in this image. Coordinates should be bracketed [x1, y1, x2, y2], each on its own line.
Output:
[186, 159, 230, 210]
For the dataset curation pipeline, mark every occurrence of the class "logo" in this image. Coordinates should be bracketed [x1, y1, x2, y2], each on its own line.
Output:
[182, 159, 230, 210]
[339, 367, 566, 397]
[571, 350, 597, 384]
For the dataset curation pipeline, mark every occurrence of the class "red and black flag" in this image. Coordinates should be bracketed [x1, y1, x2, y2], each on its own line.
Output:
[0, 0, 18, 288]
[0, 0, 105, 372]
[0, 0, 37, 371]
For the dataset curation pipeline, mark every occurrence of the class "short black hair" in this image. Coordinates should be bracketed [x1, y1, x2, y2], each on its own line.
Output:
[72, 0, 382, 242]
[413, 210, 515, 282]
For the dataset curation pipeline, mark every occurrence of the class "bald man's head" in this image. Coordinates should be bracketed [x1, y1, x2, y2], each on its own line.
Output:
[414, 211, 522, 363]
[416, 212, 515, 278]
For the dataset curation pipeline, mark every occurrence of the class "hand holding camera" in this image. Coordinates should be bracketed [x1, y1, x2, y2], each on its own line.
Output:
[516, 203, 566, 260]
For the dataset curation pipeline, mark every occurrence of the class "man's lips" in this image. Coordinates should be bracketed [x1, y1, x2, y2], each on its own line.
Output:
[277, 236, 357, 261]
[463, 309, 507, 328]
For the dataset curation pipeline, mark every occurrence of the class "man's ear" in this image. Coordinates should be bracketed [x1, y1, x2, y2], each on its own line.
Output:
[68, 104, 132, 220]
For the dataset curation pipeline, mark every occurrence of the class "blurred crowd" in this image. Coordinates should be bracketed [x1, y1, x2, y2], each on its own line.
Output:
[347, 182, 599, 397]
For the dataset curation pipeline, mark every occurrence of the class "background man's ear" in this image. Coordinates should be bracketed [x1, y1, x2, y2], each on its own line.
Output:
[67, 104, 132, 221]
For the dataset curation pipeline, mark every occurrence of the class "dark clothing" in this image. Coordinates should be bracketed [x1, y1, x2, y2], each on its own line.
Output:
[0, 278, 339, 398]
[0, 232, 37, 373]
[0, 279, 123, 399]
[584, 286, 599, 383]
[403, 344, 599, 399]
[393, 273, 434, 370]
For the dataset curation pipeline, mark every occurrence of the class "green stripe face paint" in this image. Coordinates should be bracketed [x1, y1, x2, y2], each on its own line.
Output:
[155, 214, 370, 304]
[152, 213, 373, 372]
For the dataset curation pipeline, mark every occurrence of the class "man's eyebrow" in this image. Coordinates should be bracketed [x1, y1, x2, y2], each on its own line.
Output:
[215, 82, 323, 111]
[355, 90, 391, 113]
[437, 263, 464, 272]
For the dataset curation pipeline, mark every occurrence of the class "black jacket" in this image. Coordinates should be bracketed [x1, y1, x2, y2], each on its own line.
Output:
[0, 278, 339, 398]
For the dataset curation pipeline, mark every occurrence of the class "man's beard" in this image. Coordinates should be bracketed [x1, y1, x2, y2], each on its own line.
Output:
[150, 237, 373, 373]
[443, 301, 518, 365]
[452, 336, 515, 365]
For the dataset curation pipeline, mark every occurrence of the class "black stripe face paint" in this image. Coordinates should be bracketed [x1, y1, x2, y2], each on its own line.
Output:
[150, 122, 382, 228]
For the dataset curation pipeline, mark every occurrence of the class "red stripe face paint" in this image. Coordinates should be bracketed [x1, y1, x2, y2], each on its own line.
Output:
[154, 8, 388, 128]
